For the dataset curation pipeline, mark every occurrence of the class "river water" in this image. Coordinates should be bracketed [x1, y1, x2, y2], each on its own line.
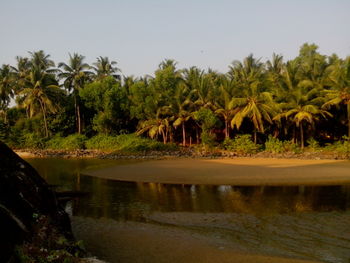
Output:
[26, 158, 350, 263]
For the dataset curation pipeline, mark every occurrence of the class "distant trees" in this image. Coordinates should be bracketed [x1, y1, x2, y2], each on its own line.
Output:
[1, 43, 349, 148]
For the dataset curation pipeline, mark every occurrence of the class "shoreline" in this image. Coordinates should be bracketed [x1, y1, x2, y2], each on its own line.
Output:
[83, 157, 350, 185]
[15, 148, 350, 161]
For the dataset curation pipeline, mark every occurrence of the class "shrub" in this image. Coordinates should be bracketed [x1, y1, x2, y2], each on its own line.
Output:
[223, 134, 260, 154]
[325, 136, 350, 155]
[282, 140, 302, 154]
[46, 134, 87, 150]
[85, 134, 120, 150]
[86, 133, 178, 153]
[200, 131, 216, 148]
[21, 133, 47, 149]
[306, 138, 320, 151]
[264, 136, 285, 153]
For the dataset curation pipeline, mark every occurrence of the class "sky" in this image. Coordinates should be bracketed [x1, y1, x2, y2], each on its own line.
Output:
[0, 0, 349, 77]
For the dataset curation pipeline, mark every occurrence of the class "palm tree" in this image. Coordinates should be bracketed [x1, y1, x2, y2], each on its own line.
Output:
[169, 83, 193, 146]
[274, 61, 332, 149]
[229, 55, 276, 143]
[58, 53, 92, 134]
[29, 50, 55, 72]
[214, 76, 237, 139]
[0, 65, 15, 122]
[137, 109, 170, 144]
[18, 68, 60, 137]
[92, 56, 120, 80]
[323, 57, 350, 138]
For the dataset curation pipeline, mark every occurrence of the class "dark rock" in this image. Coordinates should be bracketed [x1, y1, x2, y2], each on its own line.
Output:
[0, 141, 73, 262]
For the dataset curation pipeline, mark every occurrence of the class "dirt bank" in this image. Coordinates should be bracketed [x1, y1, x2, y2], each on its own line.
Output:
[84, 157, 350, 185]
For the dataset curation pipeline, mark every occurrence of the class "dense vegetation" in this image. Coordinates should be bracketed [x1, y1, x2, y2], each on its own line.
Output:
[0, 43, 349, 153]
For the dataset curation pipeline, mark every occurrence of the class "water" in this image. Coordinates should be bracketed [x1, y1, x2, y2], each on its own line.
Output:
[26, 158, 350, 263]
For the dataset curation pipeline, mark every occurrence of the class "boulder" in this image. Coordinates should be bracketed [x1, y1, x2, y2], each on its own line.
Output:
[0, 141, 73, 262]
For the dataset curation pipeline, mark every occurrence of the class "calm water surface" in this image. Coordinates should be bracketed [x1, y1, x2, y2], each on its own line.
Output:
[26, 158, 350, 263]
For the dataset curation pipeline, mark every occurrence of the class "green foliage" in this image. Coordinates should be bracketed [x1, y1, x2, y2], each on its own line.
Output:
[306, 137, 320, 151]
[283, 140, 302, 154]
[200, 130, 216, 148]
[3, 45, 350, 151]
[80, 77, 129, 134]
[86, 133, 178, 152]
[264, 136, 303, 153]
[223, 134, 260, 154]
[21, 133, 47, 149]
[85, 134, 121, 150]
[46, 134, 87, 150]
[324, 136, 350, 155]
[264, 136, 285, 153]
[193, 108, 218, 131]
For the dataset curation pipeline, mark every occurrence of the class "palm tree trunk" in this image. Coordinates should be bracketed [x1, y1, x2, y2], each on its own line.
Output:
[254, 131, 257, 144]
[300, 124, 304, 149]
[196, 126, 200, 144]
[347, 103, 350, 139]
[182, 122, 186, 147]
[74, 95, 82, 134]
[160, 129, 167, 144]
[39, 101, 49, 138]
[77, 104, 81, 134]
[225, 119, 229, 139]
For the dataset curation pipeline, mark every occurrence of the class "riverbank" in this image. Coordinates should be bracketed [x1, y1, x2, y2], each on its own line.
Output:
[84, 157, 350, 185]
[72, 217, 322, 263]
[14, 147, 350, 160]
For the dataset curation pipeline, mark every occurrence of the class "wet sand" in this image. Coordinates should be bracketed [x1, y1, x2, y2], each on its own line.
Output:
[72, 217, 322, 263]
[85, 158, 350, 185]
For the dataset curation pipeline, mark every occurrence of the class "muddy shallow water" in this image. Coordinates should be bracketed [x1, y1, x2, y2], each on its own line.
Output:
[26, 158, 350, 263]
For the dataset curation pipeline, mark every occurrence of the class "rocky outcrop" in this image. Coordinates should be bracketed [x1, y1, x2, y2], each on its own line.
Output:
[0, 141, 73, 262]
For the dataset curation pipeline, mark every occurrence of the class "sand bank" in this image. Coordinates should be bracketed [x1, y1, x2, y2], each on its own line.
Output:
[72, 217, 321, 263]
[84, 158, 350, 185]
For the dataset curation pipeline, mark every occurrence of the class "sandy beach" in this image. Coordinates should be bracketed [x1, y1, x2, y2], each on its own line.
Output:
[84, 157, 350, 185]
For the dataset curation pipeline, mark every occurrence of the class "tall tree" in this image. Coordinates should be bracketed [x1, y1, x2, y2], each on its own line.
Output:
[214, 76, 237, 139]
[58, 53, 92, 134]
[92, 56, 120, 80]
[0, 65, 15, 122]
[323, 57, 350, 138]
[229, 55, 276, 143]
[18, 67, 60, 137]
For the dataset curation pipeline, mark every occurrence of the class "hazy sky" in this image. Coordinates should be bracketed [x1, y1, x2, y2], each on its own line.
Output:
[1, 0, 349, 76]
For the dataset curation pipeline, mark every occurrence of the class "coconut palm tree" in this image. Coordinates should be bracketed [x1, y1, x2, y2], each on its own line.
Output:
[229, 55, 276, 143]
[214, 76, 237, 139]
[58, 53, 92, 133]
[323, 57, 350, 138]
[169, 83, 193, 146]
[18, 68, 60, 137]
[274, 63, 332, 149]
[137, 109, 170, 144]
[0, 65, 15, 122]
[92, 56, 120, 80]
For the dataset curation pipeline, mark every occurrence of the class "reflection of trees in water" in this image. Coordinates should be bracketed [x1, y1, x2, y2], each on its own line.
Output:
[133, 184, 350, 215]
[71, 177, 350, 220]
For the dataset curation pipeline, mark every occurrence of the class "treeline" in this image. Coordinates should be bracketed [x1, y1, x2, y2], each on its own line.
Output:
[0, 43, 349, 151]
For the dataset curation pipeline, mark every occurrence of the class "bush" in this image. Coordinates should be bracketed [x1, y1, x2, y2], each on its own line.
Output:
[46, 134, 87, 150]
[200, 131, 216, 148]
[86, 134, 178, 153]
[21, 133, 47, 149]
[283, 140, 302, 154]
[264, 136, 285, 153]
[306, 137, 320, 151]
[223, 134, 260, 154]
[324, 136, 350, 155]
[85, 134, 120, 150]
